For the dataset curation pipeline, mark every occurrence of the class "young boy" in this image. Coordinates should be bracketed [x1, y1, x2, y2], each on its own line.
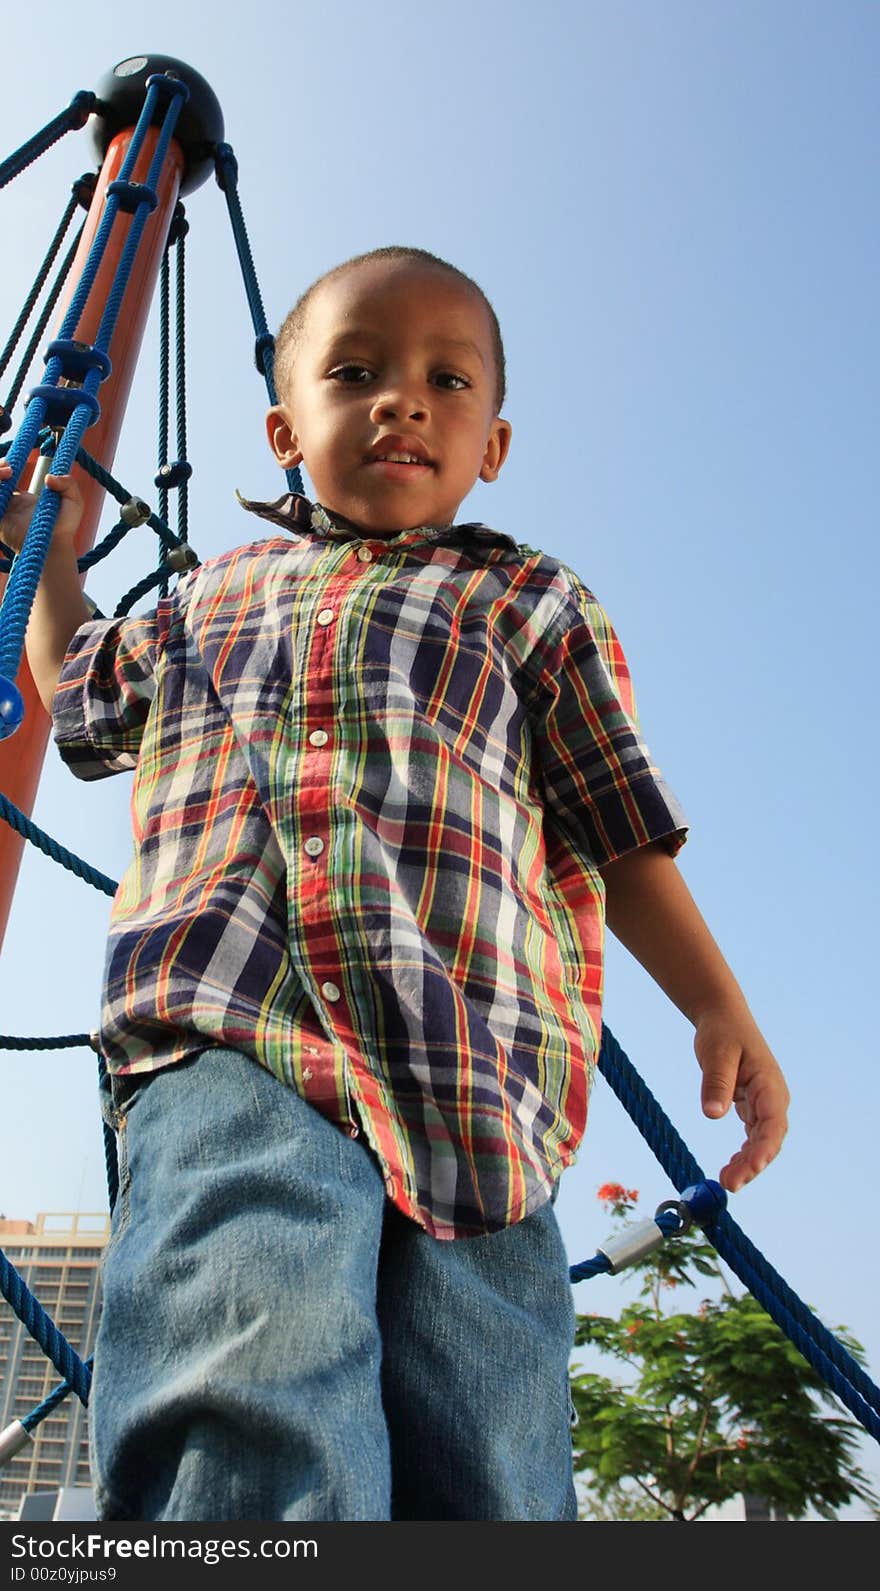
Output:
[0, 246, 789, 1522]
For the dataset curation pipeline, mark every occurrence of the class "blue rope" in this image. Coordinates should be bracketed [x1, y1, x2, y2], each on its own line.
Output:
[0, 190, 79, 387]
[0, 792, 118, 897]
[0, 390, 100, 692]
[76, 517, 136, 572]
[0, 1250, 91, 1404]
[593, 1025, 880, 1444]
[0, 1053, 113, 1436]
[114, 564, 176, 617]
[0, 79, 189, 726]
[50, 80, 167, 348]
[0, 449, 184, 580]
[0, 224, 83, 421]
[0, 1033, 92, 1049]
[76, 447, 179, 552]
[158, 249, 170, 527]
[0, 1063, 116, 1438]
[22, 1359, 94, 1433]
[85, 80, 187, 369]
[174, 226, 189, 545]
[569, 1207, 684, 1282]
[97, 1056, 120, 1215]
[0, 92, 96, 189]
[155, 224, 194, 599]
[213, 143, 303, 497]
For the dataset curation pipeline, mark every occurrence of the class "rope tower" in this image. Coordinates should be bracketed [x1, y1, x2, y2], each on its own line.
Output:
[0, 53, 877, 1486]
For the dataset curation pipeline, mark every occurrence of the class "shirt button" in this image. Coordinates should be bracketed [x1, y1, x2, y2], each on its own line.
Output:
[304, 836, 324, 858]
[316, 608, 335, 626]
[321, 980, 341, 1002]
[356, 546, 374, 563]
[308, 728, 329, 747]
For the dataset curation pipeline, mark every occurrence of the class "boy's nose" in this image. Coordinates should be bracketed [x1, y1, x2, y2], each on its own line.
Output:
[369, 389, 428, 425]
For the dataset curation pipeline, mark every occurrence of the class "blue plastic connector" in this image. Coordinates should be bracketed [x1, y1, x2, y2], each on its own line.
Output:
[67, 90, 97, 129]
[0, 676, 24, 737]
[106, 180, 159, 214]
[213, 142, 238, 192]
[145, 72, 191, 106]
[680, 1180, 727, 1226]
[154, 460, 193, 489]
[26, 385, 100, 426]
[167, 204, 189, 245]
[254, 330, 275, 375]
[44, 341, 112, 382]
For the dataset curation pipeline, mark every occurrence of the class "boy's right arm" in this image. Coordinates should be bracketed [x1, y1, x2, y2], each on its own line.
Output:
[0, 462, 91, 714]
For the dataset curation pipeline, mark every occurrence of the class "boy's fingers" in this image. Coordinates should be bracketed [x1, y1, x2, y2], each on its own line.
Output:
[720, 1120, 785, 1191]
[696, 1038, 739, 1118]
[44, 473, 83, 514]
[720, 1078, 788, 1190]
[695, 1025, 789, 1191]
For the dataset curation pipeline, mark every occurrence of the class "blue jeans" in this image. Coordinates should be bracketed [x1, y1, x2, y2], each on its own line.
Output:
[91, 1046, 578, 1522]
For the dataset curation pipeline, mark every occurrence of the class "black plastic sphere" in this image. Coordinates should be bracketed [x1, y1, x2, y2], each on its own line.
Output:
[87, 55, 224, 196]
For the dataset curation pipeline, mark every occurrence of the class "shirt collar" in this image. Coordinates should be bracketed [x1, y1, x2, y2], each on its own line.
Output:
[235, 490, 520, 557]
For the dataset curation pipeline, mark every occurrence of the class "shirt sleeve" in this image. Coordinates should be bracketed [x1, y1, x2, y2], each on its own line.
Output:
[531, 576, 688, 865]
[52, 606, 169, 780]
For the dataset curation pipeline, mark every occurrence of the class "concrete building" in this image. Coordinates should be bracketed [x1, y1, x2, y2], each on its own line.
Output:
[0, 1212, 108, 1520]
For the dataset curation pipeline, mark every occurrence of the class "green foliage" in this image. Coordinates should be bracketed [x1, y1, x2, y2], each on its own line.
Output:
[578, 1483, 667, 1522]
[571, 1186, 880, 1522]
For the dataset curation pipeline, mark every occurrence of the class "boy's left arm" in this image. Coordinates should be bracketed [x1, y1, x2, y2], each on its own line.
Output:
[599, 842, 790, 1192]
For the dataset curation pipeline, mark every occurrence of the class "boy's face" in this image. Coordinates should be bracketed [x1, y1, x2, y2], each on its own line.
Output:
[266, 260, 512, 535]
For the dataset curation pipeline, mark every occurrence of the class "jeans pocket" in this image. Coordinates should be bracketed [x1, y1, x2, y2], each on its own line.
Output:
[100, 1073, 150, 1242]
[98, 1067, 148, 1131]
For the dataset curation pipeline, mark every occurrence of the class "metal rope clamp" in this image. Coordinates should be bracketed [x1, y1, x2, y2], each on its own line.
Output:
[595, 1193, 703, 1275]
[0, 1421, 32, 1463]
[165, 544, 199, 573]
[120, 497, 151, 528]
[595, 1180, 728, 1275]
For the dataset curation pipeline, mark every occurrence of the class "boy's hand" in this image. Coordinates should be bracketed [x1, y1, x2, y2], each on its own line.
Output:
[0, 462, 83, 553]
[601, 842, 791, 1193]
[693, 1004, 790, 1192]
[0, 460, 90, 713]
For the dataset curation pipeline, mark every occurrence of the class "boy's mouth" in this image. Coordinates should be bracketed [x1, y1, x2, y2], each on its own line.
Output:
[366, 437, 434, 471]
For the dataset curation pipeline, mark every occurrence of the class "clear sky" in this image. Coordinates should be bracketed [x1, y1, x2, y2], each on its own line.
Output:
[0, 0, 877, 1517]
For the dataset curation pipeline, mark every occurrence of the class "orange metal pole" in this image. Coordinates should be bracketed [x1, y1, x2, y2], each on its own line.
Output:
[0, 124, 184, 950]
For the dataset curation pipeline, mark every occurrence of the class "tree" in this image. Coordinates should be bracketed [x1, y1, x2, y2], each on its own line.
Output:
[570, 1183, 880, 1522]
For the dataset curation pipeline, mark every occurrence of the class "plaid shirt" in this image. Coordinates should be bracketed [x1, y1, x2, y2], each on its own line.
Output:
[54, 494, 687, 1238]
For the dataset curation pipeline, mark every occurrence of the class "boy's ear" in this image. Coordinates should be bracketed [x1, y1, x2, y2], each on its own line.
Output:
[479, 417, 513, 483]
[266, 405, 303, 469]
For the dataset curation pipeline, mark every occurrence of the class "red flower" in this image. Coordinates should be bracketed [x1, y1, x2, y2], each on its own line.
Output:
[596, 1182, 639, 1205]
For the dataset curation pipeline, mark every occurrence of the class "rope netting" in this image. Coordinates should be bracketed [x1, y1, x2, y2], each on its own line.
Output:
[0, 65, 877, 1481]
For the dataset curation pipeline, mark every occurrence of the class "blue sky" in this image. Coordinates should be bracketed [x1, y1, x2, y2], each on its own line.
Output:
[0, 1, 878, 1516]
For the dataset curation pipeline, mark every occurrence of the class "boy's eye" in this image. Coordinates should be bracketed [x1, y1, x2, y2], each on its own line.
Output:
[433, 371, 470, 390]
[329, 364, 373, 384]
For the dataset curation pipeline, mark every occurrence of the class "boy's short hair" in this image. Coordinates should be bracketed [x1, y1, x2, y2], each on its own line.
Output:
[273, 246, 507, 414]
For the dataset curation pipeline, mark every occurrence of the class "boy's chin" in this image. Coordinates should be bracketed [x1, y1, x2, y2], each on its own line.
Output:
[323, 494, 456, 537]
